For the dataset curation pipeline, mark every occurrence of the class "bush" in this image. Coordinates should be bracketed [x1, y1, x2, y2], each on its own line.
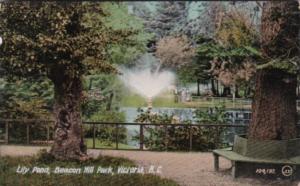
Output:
[133, 106, 228, 151]
[83, 110, 128, 146]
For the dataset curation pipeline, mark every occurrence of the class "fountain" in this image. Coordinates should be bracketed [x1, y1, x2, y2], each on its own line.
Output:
[120, 53, 175, 108]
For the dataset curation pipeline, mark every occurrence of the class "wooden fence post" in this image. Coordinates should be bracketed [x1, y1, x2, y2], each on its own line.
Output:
[140, 124, 144, 150]
[5, 121, 9, 144]
[115, 124, 119, 150]
[215, 126, 220, 148]
[189, 125, 193, 151]
[47, 124, 50, 142]
[93, 124, 96, 149]
[26, 122, 30, 145]
[165, 125, 168, 151]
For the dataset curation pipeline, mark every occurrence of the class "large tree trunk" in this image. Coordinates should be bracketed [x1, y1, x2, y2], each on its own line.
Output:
[248, 69, 297, 140]
[50, 75, 87, 160]
[248, 1, 299, 140]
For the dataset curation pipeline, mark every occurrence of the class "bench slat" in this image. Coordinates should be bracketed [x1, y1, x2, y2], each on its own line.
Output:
[213, 149, 299, 165]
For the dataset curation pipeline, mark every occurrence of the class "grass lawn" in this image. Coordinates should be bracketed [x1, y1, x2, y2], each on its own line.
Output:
[121, 92, 188, 108]
[85, 138, 137, 150]
[0, 151, 178, 186]
[121, 93, 148, 107]
[121, 91, 251, 109]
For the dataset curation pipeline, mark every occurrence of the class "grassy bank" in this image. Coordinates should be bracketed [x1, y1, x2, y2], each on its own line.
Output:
[85, 138, 136, 150]
[121, 91, 251, 109]
[0, 151, 178, 186]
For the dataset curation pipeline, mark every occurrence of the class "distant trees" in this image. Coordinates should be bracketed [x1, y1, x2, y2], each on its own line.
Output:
[212, 10, 259, 97]
[127, 2, 263, 98]
[145, 2, 188, 39]
[148, 2, 261, 98]
[194, 9, 260, 97]
[103, 3, 154, 66]
[156, 35, 195, 69]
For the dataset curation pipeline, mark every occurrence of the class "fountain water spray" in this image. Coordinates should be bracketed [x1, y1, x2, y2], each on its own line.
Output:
[120, 53, 175, 108]
[147, 97, 153, 109]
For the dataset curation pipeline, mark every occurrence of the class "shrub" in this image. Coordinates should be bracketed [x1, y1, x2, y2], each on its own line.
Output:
[83, 110, 127, 146]
[133, 106, 228, 151]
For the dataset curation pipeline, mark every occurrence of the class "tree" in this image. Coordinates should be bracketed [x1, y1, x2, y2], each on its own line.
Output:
[103, 3, 154, 66]
[0, 2, 139, 160]
[183, 2, 221, 39]
[146, 2, 188, 39]
[248, 1, 300, 140]
[156, 35, 195, 69]
[195, 9, 260, 97]
[215, 9, 259, 98]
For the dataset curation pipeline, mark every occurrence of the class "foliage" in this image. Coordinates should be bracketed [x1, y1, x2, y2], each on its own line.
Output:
[0, 153, 179, 186]
[209, 58, 256, 87]
[257, 57, 300, 75]
[144, 2, 188, 39]
[133, 107, 228, 151]
[0, 2, 134, 80]
[0, 78, 53, 119]
[211, 10, 260, 87]
[81, 74, 128, 146]
[194, 104, 228, 124]
[156, 35, 195, 69]
[134, 108, 177, 124]
[215, 10, 257, 48]
[176, 36, 214, 85]
[182, 2, 217, 39]
[101, 3, 154, 66]
[82, 74, 124, 118]
[83, 110, 127, 146]
[194, 10, 260, 90]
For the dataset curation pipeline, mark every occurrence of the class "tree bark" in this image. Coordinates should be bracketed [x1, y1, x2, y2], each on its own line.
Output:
[248, 1, 299, 140]
[297, 78, 300, 98]
[50, 74, 87, 160]
[248, 69, 297, 140]
[216, 80, 219, 96]
[234, 85, 239, 98]
[211, 79, 217, 96]
[197, 79, 200, 96]
[222, 86, 231, 97]
[106, 92, 114, 111]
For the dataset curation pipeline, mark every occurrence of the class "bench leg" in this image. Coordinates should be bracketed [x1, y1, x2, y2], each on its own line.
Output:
[231, 161, 238, 178]
[291, 165, 297, 181]
[213, 153, 219, 171]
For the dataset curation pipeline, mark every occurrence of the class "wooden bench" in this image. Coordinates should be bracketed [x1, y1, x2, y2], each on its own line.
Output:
[213, 148, 299, 178]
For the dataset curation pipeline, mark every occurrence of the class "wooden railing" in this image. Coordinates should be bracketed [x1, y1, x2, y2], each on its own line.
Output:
[191, 96, 252, 104]
[0, 119, 300, 151]
[191, 97, 300, 109]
